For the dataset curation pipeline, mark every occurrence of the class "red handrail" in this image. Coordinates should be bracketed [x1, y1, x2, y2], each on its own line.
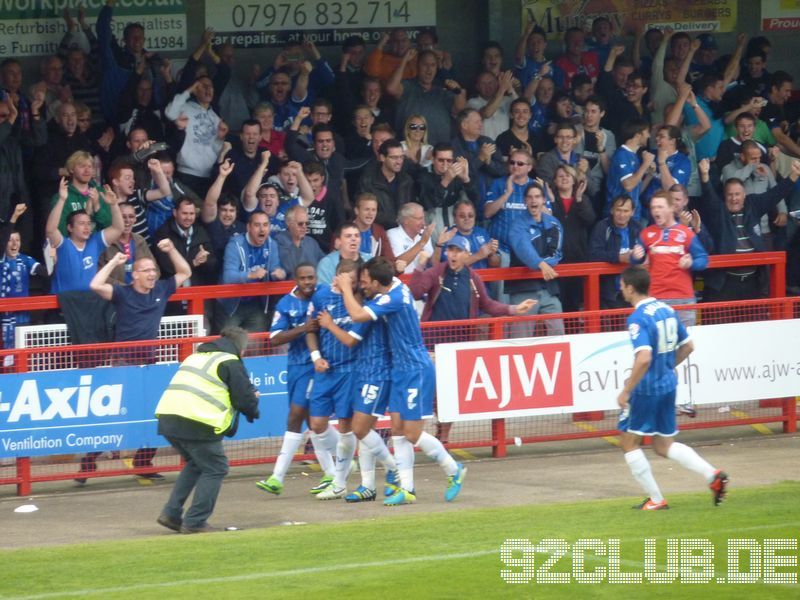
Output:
[0, 252, 787, 315]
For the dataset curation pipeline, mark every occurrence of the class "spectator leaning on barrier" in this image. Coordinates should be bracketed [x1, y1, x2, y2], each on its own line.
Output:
[508, 182, 565, 337]
[588, 194, 642, 309]
[410, 235, 535, 323]
[316, 222, 371, 286]
[46, 177, 123, 294]
[218, 210, 285, 332]
[275, 204, 324, 279]
[152, 196, 218, 288]
[631, 190, 708, 328]
[86, 237, 191, 481]
[388, 202, 436, 276]
[698, 157, 800, 303]
[1, 204, 46, 359]
[155, 326, 260, 534]
[352, 192, 394, 262]
[97, 202, 156, 286]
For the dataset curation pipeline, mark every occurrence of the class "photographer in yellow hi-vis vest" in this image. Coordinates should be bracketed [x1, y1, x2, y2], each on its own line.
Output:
[155, 327, 260, 534]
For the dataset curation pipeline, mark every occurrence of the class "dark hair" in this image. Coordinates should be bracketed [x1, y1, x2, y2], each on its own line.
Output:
[335, 221, 361, 238]
[613, 56, 634, 71]
[453, 198, 477, 213]
[175, 196, 196, 209]
[627, 70, 647, 87]
[621, 266, 650, 295]
[571, 73, 592, 90]
[312, 123, 335, 140]
[523, 182, 545, 199]
[510, 97, 532, 113]
[528, 26, 547, 41]
[248, 209, 269, 223]
[312, 97, 333, 112]
[153, 151, 174, 164]
[0, 58, 21, 70]
[363, 257, 394, 286]
[696, 72, 723, 94]
[584, 94, 607, 112]
[735, 111, 756, 125]
[592, 16, 611, 31]
[217, 194, 237, 209]
[379, 139, 402, 157]
[657, 124, 687, 154]
[564, 26, 583, 41]
[241, 118, 261, 130]
[671, 32, 691, 46]
[122, 22, 145, 42]
[433, 142, 454, 156]
[294, 261, 317, 274]
[66, 209, 88, 228]
[745, 49, 767, 63]
[417, 27, 438, 44]
[553, 120, 577, 136]
[342, 35, 365, 52]
[303, 161, 326, 178]
[620, 117, 650, 143]
[481, 41, 503, 57]
[610, 194, 634, 210]
[769, 70, 793, 91]
[724, 177, 746, 191]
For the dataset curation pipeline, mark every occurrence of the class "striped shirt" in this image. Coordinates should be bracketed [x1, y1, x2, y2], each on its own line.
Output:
[308, 284, 362, 371]
[627, 297, 690, 396]
[357, 317, 391, 381]
[363, 279, 432, 370]
[483, 176, 533, 253]
[270, 287, 314, 366]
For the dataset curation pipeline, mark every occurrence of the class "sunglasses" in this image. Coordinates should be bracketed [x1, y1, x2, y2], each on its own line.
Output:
[509, 160, 529, 167]
[408, 124, 426, 131]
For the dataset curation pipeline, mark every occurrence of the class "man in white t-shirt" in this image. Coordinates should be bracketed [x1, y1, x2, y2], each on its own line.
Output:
[387, 202, 435, 274]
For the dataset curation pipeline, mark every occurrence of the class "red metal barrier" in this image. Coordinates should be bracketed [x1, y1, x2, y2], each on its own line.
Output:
[0, 253, 795, 495]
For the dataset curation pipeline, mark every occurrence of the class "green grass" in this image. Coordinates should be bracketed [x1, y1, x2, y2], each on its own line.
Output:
[1, 482, 798, 599]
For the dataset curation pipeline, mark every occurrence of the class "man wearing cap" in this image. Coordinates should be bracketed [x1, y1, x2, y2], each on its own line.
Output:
[688, 33, 718, 83]
[409, 234, 535, 322]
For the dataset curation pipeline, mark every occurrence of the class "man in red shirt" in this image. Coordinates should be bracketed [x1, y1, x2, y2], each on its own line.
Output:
[632, 191, 709, 328]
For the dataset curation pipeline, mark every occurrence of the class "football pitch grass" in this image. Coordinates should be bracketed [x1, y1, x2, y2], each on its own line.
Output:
[1, 481, 797, 599]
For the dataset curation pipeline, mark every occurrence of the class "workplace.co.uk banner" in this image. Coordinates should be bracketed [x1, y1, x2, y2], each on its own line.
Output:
[435, 319, 800, 422]
[0, 356, 288, 459]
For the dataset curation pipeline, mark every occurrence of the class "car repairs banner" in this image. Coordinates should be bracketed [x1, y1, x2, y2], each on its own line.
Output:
[761, 0, 800, 32]
[521, 0, 738, 34]
[0, 0, 187, 58]
[435, 319, 800, 422]
[0, 355, 288, 458]
[206, 0, 437, 49]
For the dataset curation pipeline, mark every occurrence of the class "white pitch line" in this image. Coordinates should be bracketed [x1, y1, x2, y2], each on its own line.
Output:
[1, 550, 497, 600]
[3, 522, 798, 599]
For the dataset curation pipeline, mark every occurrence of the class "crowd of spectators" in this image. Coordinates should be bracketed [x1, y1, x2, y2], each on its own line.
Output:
[2, 3, 800, 352]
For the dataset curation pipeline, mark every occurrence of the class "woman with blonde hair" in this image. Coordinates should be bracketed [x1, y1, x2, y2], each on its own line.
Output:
[400, 114, 433, 168]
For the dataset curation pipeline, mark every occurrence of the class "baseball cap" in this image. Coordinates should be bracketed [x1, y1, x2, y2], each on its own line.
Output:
[446, 235, 471, 253]
[697, 33, 718, 51]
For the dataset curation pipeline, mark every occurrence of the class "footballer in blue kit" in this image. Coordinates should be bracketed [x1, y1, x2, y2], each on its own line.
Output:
[256, 263, 338, 496]
[304, 259, 365, 500]
[338, 257, 467, 506]
[617, 267, 728, 511]
[312, 285, 398, 503]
